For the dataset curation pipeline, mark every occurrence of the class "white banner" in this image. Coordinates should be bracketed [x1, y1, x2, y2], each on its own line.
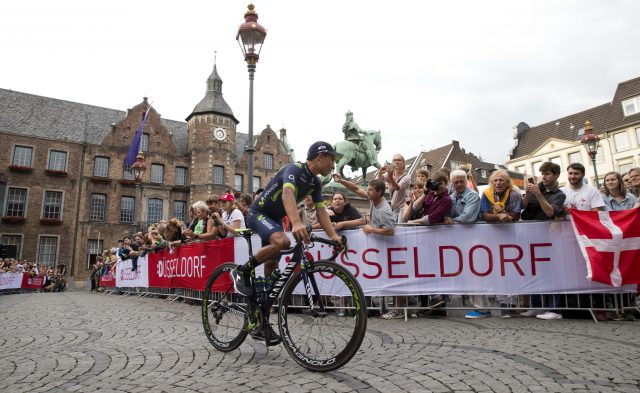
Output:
[0, 273, 23, 290]
[233, 221, 638, 296]
[115, 256, 149, 288]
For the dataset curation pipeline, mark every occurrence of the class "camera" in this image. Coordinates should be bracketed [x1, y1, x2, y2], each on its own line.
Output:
[424, 179, 440, 192]
[385, 161, 396, 171]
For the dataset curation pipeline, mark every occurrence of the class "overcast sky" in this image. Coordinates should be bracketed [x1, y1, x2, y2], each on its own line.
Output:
[1, 0, 639, 175]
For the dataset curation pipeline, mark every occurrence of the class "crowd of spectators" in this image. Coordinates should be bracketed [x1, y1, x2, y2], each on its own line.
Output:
[0, 258, 67, 292]
[334, 158, 640, 321]
[100, 160, 640, 321]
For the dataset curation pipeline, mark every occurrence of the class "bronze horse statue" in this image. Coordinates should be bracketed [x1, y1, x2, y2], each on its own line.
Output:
[323, 130, 382, 184]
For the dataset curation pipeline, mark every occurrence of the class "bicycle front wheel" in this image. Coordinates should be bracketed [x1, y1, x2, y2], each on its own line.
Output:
[278, 261, 367, 372]
[201, 262, 248, 352]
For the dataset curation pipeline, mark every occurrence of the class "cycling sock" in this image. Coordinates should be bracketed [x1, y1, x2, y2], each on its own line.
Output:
[240, 256, 259, 273]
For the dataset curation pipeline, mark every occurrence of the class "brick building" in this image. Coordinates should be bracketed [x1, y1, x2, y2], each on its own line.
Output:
[0, 60, 294, 287]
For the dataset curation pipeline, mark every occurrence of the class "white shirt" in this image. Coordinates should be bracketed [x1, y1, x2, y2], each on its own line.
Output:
[222, 208, 246, 237]
[560, 184, 605, 211]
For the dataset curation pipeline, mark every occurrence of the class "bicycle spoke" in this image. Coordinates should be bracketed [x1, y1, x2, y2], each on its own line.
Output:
[279, 261, 367, 372]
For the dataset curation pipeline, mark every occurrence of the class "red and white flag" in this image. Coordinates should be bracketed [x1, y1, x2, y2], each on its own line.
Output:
[569, 208, 640, 287]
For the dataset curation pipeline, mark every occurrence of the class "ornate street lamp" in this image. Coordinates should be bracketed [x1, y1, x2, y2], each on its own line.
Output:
[130, 152, 146, 235]
[237, 3, 267, 193]
[580, 120, 601, 188]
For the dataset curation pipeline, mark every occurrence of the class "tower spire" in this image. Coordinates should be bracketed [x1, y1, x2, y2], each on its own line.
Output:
[207, 51, 222, 93]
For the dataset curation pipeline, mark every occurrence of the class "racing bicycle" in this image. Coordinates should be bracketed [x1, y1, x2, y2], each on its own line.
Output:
[201, 228, 367, 372]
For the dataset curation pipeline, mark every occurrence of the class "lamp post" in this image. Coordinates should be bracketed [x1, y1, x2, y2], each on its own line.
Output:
[237, 3, 267, 194]
[580, 120, 601, 188]
[131, 152, 146, 235]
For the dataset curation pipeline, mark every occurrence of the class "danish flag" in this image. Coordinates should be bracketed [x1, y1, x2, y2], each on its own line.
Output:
[569, 208, 640, 287]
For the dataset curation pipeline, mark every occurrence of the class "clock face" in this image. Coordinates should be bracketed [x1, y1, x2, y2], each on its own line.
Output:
[213, 128, 227, 141]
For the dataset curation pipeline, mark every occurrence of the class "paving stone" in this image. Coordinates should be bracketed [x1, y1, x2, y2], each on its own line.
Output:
[1, 292, 639, 392]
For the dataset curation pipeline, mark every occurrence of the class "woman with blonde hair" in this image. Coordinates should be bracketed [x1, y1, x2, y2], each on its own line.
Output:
[601, 171, 638, 210]
[480, 169, 521, 222]
[184, 201, 218, 241]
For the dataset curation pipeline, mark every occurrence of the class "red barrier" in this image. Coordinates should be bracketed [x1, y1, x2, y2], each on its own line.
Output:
[21, 275, 43, 290]
[147, 237, 235, 290]
[100, 273, 116, 287]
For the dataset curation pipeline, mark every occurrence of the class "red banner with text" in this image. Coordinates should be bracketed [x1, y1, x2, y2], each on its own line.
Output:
[147, 237, 235, 290]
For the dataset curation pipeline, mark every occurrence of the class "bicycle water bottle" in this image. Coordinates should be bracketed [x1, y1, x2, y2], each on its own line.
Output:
[255, 276, 266, 304]
[265, 269, 281, 292]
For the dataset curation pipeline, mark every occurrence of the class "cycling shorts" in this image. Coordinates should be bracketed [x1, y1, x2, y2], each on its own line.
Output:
[247, 209, 284, 247]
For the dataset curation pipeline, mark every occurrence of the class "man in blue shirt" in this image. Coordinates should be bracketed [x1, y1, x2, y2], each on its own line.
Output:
[443, 170, 481, 224]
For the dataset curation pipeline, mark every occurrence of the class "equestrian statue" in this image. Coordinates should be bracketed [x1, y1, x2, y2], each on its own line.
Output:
[322, 111, 382, 184]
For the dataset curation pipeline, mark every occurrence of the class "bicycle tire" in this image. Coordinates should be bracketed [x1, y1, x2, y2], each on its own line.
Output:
[201, 262, 248, 352]
[278, 260, 367, 372]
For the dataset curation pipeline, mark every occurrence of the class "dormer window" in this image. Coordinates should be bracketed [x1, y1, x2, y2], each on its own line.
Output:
[622, 96, 640, 116]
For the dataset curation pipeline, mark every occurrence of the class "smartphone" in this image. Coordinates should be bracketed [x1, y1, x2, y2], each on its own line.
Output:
[527, 177, 535, 184]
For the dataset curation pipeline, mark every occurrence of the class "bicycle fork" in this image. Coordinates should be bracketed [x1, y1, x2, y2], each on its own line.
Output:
[300, 266, 328, 317]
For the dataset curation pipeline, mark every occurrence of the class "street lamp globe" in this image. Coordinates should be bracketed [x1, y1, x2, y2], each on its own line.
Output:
[580, 120, 600, 159]
[236, 3, 267, 65]
[131, 152, 146, 183]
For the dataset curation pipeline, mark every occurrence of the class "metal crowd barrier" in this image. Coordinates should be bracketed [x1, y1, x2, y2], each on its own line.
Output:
[99, 286, 638, 323]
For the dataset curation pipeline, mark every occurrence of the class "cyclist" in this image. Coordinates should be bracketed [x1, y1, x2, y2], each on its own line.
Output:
[231, 141, 344, 345]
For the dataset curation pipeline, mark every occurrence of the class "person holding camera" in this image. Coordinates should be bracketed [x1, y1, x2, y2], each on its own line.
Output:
[377, 154, 411, 223]
[406, 171, 452, 226]
[212, 193, 246, 238]
[444, 170, 481, 225]
[521, 162, 565, 221]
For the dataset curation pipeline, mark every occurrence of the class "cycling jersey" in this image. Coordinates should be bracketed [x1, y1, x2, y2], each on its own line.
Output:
[252, 162, 325, 220]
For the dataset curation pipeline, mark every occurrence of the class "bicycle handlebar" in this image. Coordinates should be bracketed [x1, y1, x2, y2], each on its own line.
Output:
[278, 226, 349, 260]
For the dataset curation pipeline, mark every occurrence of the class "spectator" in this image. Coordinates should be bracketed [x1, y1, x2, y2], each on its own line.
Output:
[164, 218, 187, 246]
[602, 171, 638, 211]
[206, 194, 222, 216]
[299, 195, 319, 227]
[186, 206, 198, 230]
[236, 193, 254, 219]
[480, 169, 522, 223]
[43, 269, 55, 292]
[214, 193, 247, 237]
[324, 191, 365, 231]
[402, 181, 426, 221]
[627, 167, 640, 197]
[444, 169, 481, 225]
[521, 162, 566, 221]
[472, 170, 522, 318]
[520, 162, 566, 320]
[334, 176, 395, 236]
[415, 168, 429, 185]
[404, 171, 452, 315]
[335, 175, 396, 318]
[622, 172, 631, 190]
[561, 163, 605, 212]
[89, 263, 97, 292]
[377, 154, 411, 223]
[184, 201, 218, 241]
[457, 164, 478, 192]
[406, 171, 452, 226]
[253, 188, 265, 201]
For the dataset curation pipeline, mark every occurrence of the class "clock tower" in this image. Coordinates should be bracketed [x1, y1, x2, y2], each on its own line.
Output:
[186, 56, 240, 203]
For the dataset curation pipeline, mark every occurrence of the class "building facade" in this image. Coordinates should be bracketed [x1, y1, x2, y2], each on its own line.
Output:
[0, 61, 294, 287]
[506, 76, 640, 185]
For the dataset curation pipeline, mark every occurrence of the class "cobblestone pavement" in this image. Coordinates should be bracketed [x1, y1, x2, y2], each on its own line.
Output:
[1, 292, 639, 393]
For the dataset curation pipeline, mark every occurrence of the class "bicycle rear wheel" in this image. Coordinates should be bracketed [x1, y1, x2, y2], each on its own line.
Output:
[201, 262, 248, 351]
[278, 261, 367, 372]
